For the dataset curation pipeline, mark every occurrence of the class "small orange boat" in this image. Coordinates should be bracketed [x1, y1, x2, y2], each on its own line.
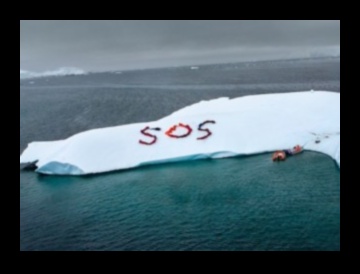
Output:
[291, 145, 303, 154]
[272, 145, 303, 162]
[272, 151, 286, 161]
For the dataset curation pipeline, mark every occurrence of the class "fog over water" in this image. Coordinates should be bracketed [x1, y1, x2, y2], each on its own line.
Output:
[20, 20, 340, 72]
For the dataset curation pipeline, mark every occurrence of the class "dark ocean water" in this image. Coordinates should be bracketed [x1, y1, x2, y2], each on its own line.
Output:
[20, 58, 340, 251]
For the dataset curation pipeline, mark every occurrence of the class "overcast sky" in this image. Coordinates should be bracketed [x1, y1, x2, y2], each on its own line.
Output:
[20, 20, 340, 72]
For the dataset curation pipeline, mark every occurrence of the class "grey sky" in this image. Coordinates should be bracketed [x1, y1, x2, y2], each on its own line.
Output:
[20, 20, 340, 72]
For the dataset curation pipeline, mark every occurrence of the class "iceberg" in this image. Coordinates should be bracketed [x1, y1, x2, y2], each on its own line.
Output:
[20, 91, 340, 175]
[20, 67, 87, 79]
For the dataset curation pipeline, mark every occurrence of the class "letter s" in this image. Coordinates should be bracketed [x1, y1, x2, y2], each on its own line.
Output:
[197, 120, 216, 140]
[139, 126, 158, 145]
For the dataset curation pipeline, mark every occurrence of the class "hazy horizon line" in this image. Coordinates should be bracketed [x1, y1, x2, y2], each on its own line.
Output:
[20, 55, 340, 79]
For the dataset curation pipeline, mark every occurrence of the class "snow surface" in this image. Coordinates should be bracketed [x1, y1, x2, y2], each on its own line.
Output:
[20, 91, 340, 175]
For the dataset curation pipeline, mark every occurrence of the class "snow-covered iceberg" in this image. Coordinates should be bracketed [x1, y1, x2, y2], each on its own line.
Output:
[20, 91, 340, 175]
[20, 67, 87, 79]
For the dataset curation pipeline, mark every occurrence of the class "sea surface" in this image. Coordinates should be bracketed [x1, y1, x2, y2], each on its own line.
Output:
[20, 58, 340, 251]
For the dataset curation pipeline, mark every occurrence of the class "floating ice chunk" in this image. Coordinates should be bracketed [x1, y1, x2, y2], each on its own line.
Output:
[20, 91, 340, 175]
[20, 67, 87, 79]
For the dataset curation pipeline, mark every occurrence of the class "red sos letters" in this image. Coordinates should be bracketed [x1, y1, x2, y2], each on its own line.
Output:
[139, 120, 216, 145]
